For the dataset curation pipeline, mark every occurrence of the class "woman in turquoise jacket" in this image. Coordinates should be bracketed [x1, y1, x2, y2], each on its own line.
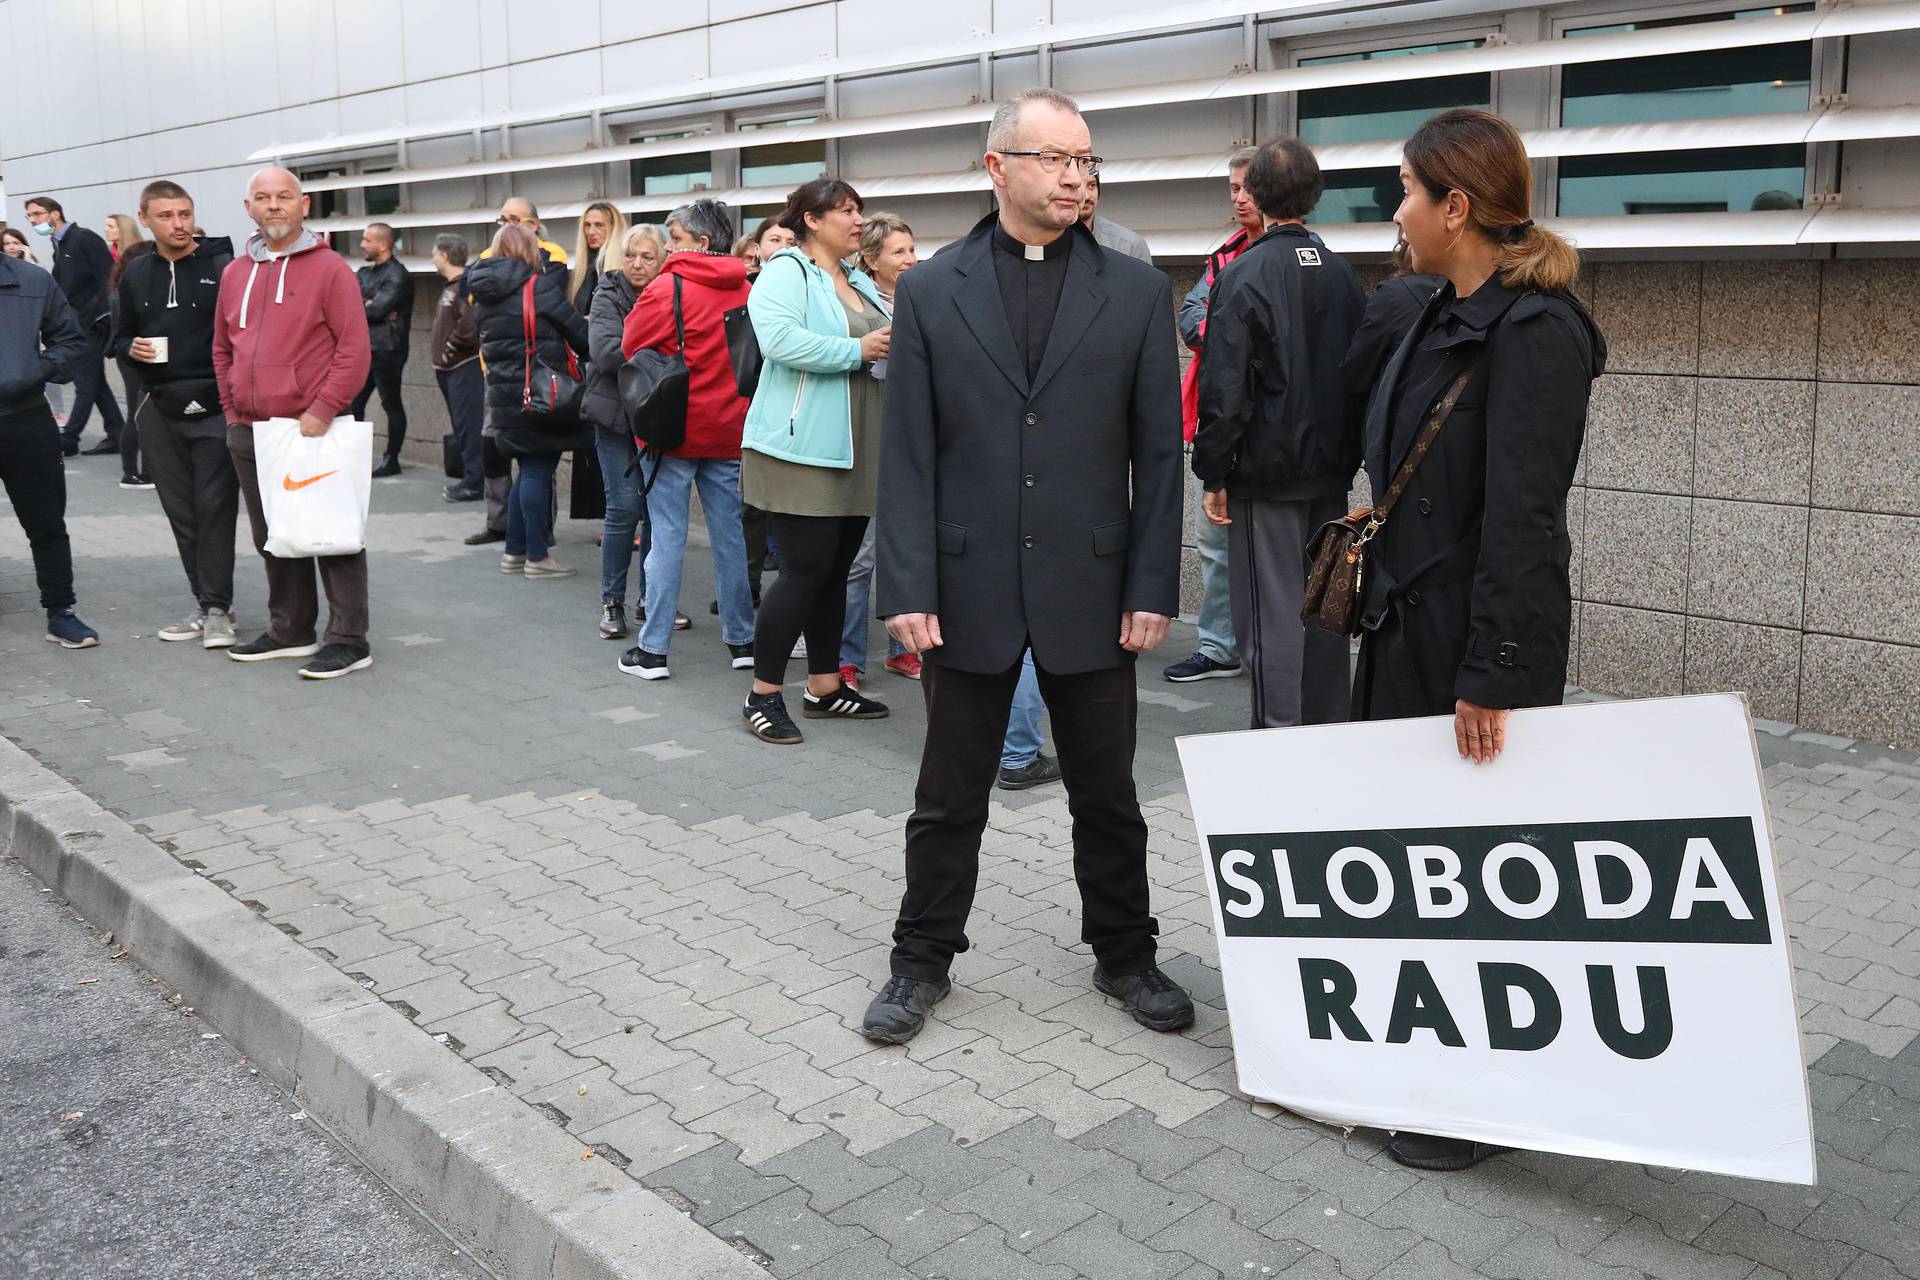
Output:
[739, 178, 893, 745]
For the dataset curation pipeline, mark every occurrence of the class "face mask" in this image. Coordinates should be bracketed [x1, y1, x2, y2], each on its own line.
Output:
[31, 222, 54, 237]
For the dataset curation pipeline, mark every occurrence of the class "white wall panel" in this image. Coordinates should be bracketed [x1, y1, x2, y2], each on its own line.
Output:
[106, 0, 155, 142]
[402, 0, 486, 84]
[218, 0, 282, 118]
[835, 0, 991, 58]
[601, 28, 712, 91]
[710, 4, 837, 77]
[478, 0, 510, 66]
[838, 125, 983, 180]
[603, 2, 708, 43]
[712, 0, 816, 21]
[405, 72, 487, 125]
[508, 49, 601, 109]
[338, 89, 408, 137]
[506, 0, 603, 63]
[991, 0, 1052, 29]
[275, 0, 341, 108]
[837, 64, 980, 116]
[333, 0, 408, 96]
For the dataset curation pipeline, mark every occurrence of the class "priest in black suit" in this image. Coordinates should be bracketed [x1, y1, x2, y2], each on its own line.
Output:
[865, 88, 1192, 1044]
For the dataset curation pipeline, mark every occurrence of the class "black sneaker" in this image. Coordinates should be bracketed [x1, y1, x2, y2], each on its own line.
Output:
[1163, 651, 1244, 682]
[743, 691, 803, 744]
[371, 455, 402, 478]
[1386, 1133, 1509, 1172]
[463, 528, 506, 546]
[444, 483, 482, 503]
[298, 644, 373, 680]
[228, 633, 321, 662]
[727, 643, 754, 671]
[61, 440, 80, 458]
[119, 472, 156, 490]
[81, 436, 120, 456]
[1093, 965, 1195, 1031]
[801, 683, 890, 720]
[997, 753, 1062, 791]
[44, 609, 100, 649]
[618, 647, 669, 680]
[599, 602, 628, 639]
[860, 974, 952, 1044]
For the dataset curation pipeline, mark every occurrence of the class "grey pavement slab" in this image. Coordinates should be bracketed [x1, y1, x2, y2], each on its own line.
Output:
[4, 460, 1920, 1278]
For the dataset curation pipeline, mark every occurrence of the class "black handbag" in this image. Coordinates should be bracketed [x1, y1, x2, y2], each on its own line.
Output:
[722, 300, 762, 399]
[519, 276, 584, 428]
[441, 431, 462, 478]
[618, 274, 690, 491]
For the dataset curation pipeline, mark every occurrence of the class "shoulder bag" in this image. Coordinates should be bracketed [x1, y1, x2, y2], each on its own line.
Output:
[1301, 353, 1484, 636]
[617, 274, 691, 491]
[519, 276, 584, 427]
[722, 301, 762, 399]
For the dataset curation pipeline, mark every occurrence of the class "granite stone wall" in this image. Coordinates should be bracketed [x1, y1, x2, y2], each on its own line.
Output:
[375, 263, 1919, 747]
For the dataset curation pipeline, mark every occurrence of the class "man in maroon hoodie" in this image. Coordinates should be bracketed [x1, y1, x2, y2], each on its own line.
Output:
[213, 166, 374, 680]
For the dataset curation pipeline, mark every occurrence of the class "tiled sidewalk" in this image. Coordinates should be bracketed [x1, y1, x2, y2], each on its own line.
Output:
[3, 462, 1917, 1280]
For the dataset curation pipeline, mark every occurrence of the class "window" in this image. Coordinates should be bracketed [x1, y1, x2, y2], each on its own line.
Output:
[1557, 6, 1814, 214]
[1297, 40, 1491, 223]
[631, 131, 712, 196]
[739, 116, 826, 191]
[364, 170, 401, 217]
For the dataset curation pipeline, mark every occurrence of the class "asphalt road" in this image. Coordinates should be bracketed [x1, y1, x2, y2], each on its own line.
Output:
[0, 856, 492, 1280]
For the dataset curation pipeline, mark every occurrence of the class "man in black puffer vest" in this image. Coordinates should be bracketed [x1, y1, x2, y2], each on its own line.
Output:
[352, 222, 414, 477]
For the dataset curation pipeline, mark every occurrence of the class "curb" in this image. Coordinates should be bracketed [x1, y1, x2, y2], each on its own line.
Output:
[0, 737, 764, 1280]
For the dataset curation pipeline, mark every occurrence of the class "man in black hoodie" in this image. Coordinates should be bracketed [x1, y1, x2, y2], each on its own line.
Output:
[1192, 137, 1366, 730]
[0, 247, 98, 647]
[113, 179, 240, 649]
[351, 223, 413, 477]
[24, 195, 123, 457]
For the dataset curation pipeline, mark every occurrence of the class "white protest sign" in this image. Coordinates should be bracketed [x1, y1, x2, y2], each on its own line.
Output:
[1177, 693, 1813, 1184]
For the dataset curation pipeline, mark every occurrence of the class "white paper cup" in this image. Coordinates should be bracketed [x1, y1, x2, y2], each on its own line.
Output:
[147, 336, 170, 363]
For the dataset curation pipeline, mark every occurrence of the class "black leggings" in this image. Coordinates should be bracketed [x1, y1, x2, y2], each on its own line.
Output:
[753, 513, 868, 685]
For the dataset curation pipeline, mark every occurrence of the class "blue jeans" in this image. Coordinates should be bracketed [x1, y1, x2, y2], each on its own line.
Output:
[840, 520, 908, 671]
[504, 451, 560, 561]
[594, 432, 651, 605]
[1000, 650, 1047, 769]
[1196, 511, 1238, 664]
[638, 455, 754, 655]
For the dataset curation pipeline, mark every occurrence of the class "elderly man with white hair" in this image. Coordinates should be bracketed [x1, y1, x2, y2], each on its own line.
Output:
[211, 166, 374, 680]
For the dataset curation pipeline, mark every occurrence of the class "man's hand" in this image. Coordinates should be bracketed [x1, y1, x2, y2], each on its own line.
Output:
[129, 337, 160, 363]
[297, 412, 331, 438]
[1119, 612, 1170, 653]
[886, 612, 943, 654]
[1454, 699, 1510, 764]
[1202, 489, 1231, 526]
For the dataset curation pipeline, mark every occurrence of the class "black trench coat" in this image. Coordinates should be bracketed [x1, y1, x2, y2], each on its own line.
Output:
[1352, 276, 1607, 720]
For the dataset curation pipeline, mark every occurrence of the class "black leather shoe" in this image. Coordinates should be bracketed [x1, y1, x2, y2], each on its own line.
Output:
[61, 440, 80, 458]
[371, 455, 402, 478]
[1094, 965, 1195, 1031]
[997, 753, 1061, 791]
[1386, 1133, 1508, 1171]
[860, 974, 952, 1044]
[463, 528, 506, 546]
[81, 436, 120, 456]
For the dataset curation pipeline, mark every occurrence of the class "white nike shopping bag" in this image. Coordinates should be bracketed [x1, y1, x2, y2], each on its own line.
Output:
[252, 417, 374, 557]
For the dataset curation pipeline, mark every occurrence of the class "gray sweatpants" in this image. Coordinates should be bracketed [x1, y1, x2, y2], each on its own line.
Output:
[1226, 494, 1352, 730]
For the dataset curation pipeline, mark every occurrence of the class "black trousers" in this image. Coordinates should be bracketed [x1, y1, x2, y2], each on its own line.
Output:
[436, 363, 485, 488]
[115, 357, 145, 474]
[890, 656, 1159, 982]
[742, 502, 771, 599]
[138, 399, 238, 613]
[351, 349, 409, 456]
[59, 330, 125, 446]
[0, 402, 77, 610]
[752, 513, 865, 685]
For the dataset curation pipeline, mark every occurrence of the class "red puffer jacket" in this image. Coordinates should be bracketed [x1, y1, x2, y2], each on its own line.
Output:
[621, 250, 751, 458]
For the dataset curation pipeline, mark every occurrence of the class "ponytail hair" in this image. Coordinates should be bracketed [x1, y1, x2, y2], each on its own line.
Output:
[1403, 108, 1580, 293]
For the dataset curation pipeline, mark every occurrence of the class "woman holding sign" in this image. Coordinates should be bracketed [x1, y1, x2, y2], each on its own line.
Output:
[1354, 110, 1606, 1169]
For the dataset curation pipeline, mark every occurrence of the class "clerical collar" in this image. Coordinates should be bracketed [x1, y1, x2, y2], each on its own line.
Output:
[992, 223, 1069, 262]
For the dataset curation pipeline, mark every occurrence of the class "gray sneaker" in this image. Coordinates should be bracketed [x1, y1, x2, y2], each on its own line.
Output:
[158, 611, 205, 643]
[201, 609, 237, 649]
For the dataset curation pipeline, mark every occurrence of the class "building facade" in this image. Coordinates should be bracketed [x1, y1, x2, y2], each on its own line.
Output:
[1, 0, 1915, 744]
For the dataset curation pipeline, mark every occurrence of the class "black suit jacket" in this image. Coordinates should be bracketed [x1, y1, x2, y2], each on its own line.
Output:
[876, 216, 1183, 675]
[51, 223, 113, 330]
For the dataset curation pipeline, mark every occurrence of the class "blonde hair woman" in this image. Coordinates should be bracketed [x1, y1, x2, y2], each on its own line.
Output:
[104, 213, 142, 259]
[570, 201, 628, 316]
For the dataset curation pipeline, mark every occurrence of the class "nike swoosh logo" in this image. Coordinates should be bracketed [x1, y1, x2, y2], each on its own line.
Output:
[282, 471, 338, 491]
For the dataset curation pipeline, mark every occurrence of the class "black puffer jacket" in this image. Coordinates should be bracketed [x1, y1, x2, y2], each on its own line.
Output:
[1191, 223, 1368, 502]
[583, 268, 635, 434]
[466, 252, 589, 452]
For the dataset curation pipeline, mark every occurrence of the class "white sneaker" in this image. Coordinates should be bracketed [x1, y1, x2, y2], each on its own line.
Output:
[501, 554, 527, 575]
[523, 557, 576, 578]
[201, 609, 237, 649]
[158, 612, 205, 643]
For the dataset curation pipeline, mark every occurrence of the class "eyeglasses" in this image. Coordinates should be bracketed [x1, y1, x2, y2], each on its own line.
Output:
[996, 150, 1103, 178]
[497, 214, 532, 226]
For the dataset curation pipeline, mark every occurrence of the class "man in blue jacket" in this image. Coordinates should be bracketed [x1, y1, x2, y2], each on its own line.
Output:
[0, 250, 100, 647]
[24, 195, 123, 457]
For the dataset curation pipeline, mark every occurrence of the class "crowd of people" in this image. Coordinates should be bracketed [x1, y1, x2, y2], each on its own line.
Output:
[2, 89, 1604, 1171]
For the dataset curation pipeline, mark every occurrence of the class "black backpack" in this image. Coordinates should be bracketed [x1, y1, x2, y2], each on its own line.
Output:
[722, 300, 762, 399]
[617, 274, 690, 492]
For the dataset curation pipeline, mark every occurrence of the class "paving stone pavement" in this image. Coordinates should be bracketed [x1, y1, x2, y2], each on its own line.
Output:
[4, 460, 1919, 1280]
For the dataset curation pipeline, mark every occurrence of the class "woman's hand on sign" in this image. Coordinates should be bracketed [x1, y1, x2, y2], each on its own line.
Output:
[1454, 700, 1509, 764]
